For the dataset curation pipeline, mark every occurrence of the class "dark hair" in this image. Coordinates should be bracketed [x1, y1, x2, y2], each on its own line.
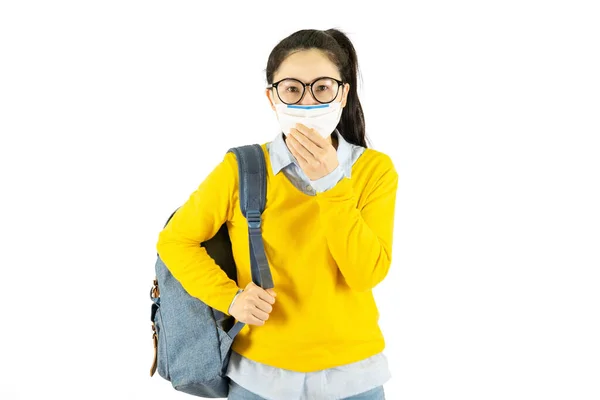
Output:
[265, 28, 369, 148]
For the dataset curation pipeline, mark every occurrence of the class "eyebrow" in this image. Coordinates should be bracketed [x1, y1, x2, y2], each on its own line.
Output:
[278, 76, 342, 84]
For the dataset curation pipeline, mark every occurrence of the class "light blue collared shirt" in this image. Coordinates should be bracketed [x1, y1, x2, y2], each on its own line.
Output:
[225, 129, 391, 399]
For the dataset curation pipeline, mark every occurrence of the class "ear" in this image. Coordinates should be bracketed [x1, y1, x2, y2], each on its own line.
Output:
[266, 89, 276, 111]
[341, 83, 350, 108]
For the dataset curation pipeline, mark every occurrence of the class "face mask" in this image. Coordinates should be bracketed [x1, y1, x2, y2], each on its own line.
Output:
[274, 101, 343, 138]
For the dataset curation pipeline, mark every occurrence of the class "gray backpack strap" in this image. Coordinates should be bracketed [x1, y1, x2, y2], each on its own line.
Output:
[226, 144, 273, 338]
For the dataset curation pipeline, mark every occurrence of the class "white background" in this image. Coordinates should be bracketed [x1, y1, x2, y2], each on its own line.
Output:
[1, 1, 599, 399]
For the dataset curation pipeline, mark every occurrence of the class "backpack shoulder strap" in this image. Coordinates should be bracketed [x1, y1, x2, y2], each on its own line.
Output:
[226, 144, 273, 338]
[226, 145, 274, 285]
[227, 144, 267, 218]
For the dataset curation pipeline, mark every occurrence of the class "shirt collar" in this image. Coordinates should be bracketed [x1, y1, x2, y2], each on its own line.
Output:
[269, 130, 296, 175]
[269, 128, 355, 177]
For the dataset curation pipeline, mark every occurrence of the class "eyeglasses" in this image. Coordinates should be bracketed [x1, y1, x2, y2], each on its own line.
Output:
[267, 76, 344, 105]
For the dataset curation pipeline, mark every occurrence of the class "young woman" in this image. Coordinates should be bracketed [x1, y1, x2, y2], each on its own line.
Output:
[157, 28, 398, 400]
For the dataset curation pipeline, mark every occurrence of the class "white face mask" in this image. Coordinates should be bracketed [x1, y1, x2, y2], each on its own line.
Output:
[274, 101, 343, 138]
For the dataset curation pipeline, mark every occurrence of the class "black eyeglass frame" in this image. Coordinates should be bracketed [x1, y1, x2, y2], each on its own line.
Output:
[267, 76, 345, 105]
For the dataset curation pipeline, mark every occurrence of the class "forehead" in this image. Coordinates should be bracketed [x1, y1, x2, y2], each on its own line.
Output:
[274, 48, 341, 82]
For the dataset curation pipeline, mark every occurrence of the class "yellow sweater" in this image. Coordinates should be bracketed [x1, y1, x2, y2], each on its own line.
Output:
[156, 143, 398, 372]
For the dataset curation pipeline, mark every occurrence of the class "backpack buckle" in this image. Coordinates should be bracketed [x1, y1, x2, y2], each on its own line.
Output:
[150, 278, 160, 299]
[246, 210, 261, 229]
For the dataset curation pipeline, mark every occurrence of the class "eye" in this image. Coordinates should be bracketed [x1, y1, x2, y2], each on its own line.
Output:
[315, 85, 329, 92]
[286, 87, 300, 93]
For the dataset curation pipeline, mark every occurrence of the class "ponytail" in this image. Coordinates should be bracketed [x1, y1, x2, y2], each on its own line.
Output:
[324, 29, 367, 147]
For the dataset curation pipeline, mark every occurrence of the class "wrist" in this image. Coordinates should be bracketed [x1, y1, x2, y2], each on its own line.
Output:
[228, 288, 243, 315]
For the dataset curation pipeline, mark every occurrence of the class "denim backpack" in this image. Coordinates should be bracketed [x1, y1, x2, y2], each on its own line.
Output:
[149, 144, 274, 398]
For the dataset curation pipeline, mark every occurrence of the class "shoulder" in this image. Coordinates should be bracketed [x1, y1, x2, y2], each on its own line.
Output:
[356, 148, 397, 179]
[220, 151, 238, 178]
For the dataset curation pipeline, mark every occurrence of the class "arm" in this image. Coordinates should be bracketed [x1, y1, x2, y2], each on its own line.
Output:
[315, 156, 399, 292]
[156, 152, 241, 314]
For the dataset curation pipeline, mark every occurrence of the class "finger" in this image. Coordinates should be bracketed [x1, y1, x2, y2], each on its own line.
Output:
[250, 295, 274, 312]
[257, 289, 276, 304]
[288, 134, 316, 162]
[290, 130, 325, 157]
[295, 123, 328, 148]
[245, 313, 265, 326]
[250, 306, 270, 322]
[287, 137, 309, 164]
[246, 281, 276, 302]
[242, 300, 269, 321]
[252, 298, 273, 314]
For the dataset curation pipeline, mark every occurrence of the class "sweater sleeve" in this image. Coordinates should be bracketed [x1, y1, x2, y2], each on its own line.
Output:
[156, 152, 241, 314]
[315, 155, 399, 292]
